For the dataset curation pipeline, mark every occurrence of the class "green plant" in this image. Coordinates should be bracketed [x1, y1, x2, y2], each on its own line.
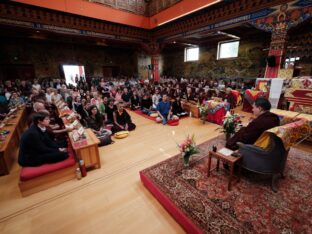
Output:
[220, 112, 242, 135]
[198, 104, 209, 119]
[178, 135, 199, 166]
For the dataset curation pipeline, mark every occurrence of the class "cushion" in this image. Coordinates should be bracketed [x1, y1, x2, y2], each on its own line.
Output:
[167, 119, 179, 126]
[20, 147, 76, 182]
[155, 118, 162, 123]
[114, 131, 129, 139]
[149, 113, 158, 118]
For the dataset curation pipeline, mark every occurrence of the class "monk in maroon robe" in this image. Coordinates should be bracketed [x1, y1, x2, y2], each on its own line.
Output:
[226, 98, 279, 150]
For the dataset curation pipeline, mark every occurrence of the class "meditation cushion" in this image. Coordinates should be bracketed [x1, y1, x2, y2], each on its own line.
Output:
[167, 119, 179, 126]
[149, 113, 158, 118]
[155, 118, 162, 123]
[114, 131, 129, 139]
[20, 147, 76, 182]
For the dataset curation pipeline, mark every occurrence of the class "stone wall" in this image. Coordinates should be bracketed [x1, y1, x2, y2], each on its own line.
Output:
[161, 39, 268, 79]
[0, 38, 138, 80]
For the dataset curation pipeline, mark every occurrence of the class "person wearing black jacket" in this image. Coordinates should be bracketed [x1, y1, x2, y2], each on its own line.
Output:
[112, 102, 136, 133]
[130, 91, 140, 110]
[76, 98, 89, 126]
[140, 93, 153, 115]
[18, 112, 68, 167]
[171, 96, 187, 117]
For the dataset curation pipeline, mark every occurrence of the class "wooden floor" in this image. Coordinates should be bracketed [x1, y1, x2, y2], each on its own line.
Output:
[0, 109, 309, 234]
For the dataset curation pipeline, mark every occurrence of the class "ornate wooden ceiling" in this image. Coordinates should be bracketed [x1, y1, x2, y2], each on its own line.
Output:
[89, 0, 182, 16]
[0, 0, 310, 49]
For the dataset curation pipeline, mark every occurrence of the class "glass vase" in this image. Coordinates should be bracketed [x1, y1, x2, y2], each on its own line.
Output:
[225, 133, 231, 141]
[201, 116, 206, 124]
[183, 152, 191, 167]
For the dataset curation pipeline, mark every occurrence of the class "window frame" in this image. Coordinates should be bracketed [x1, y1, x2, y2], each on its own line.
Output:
[184, 47, 199, 62]
[217, 39, 240, 60]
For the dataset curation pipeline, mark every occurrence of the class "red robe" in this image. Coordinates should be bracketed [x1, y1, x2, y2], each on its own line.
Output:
[226, 111, 280, 150]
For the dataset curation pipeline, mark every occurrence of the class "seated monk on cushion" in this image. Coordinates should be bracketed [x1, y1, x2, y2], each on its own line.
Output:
[18, 112, 68, 167]
[226, 98, 279, 150]
[112, 102, 136, 133]
[224, 87, 236, 110]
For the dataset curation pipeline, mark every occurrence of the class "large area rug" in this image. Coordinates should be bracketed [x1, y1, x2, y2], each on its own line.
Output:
[140, 137, 312, 234]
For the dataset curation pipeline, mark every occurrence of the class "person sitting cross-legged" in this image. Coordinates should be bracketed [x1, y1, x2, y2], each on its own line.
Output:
[140, 92, 153, 115]
[18, 112, 68, 167]
[87, 105, 112, 136]
[112, 102, 136, 133]
[156, 94, 178, 125]
[171, 96, 188, 117]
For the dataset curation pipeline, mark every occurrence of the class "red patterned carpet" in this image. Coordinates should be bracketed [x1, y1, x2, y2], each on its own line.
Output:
[140, 137, 312, 234]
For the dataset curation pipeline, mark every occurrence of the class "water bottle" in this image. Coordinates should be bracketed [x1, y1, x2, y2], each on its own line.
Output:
[212, 145, 217, 152]
[76, 168, 82, 180]
[189, 111, 192, 118]
[79, 160, 87, 177]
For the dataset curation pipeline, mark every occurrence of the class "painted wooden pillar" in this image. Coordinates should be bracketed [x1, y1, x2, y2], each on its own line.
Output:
[250, 2, 312, 78]
[141, 41, 162, 82]
[264, 31, 288, 78]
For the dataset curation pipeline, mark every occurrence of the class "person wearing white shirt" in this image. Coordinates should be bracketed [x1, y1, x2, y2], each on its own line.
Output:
[152, 89, 161, 109]
[45, 88, 53, 103]
[32, 79, 41, 91]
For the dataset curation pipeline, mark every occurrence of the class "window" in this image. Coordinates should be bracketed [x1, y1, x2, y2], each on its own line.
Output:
[284, 57, 300, 69]
[217, 40, 239, 59]
[184, 47, 199, 62]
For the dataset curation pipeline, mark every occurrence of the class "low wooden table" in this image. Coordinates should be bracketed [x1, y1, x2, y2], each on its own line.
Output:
[69, 128, 101, 170]
[0, 107, 27, 175]
[207, 151, 242, 191]
[181, 100, 199, 118]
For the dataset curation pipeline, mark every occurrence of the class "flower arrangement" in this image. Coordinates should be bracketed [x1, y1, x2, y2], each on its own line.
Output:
[220, 111, 242, 139]
[178, 135, 199, 166]
[198, 104, 209, 121]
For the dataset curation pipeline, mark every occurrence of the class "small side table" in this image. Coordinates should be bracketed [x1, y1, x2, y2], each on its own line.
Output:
[207, 151, 242, 191]
[69, 128, 101, 170]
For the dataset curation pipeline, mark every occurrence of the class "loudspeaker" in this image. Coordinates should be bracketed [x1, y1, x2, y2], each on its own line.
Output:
[266, 56, 276, 67]
[147, 64, 153, 70]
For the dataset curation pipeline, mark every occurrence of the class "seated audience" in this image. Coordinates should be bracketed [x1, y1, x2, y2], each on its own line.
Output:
[156, 94, 178, 125]
[8, 91, 24, 108]
[105, 98, 116, 124]
[87, 105, 112, 143]
[226, 98, 280, 150]
[114, 89, 123, 104]
[0, 102, 8, 120]
[122, 88, 132, 107]
[18, 112, 68, 167]
[171, 96, 187, 117]
[76, 98, 89, 126]
[224, 87, 236, 110]
[112, 102, 136, 133]
[140, 93, 153, 115]
[130, 90, 140, 110]
[27, 101, 47, 126]
[152, 89, 161, 109]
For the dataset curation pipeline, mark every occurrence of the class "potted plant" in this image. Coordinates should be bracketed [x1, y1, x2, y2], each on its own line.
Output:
[198, 104, 209, 124]
[220, 112, 242, 140]
[178, 135, 199, 167]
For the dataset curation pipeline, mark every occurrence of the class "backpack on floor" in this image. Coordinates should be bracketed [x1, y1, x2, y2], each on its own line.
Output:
[97, 132, 113, 146]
